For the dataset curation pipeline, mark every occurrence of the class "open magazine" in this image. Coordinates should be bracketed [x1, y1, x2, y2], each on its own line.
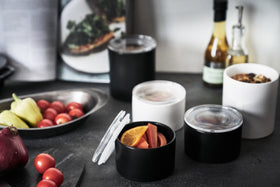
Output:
[58, 0, 126, 83]
[0, 0, 126, 83]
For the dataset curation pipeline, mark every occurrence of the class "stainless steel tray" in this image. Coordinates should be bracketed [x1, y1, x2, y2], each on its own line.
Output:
[0, 88, 108, 138]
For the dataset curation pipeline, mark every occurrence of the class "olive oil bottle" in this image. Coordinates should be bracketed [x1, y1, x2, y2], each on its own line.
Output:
[202, 0, 229, 88]
[226, 6, 248, 67]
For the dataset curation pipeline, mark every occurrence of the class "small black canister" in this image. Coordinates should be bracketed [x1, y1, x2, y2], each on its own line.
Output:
[115, 121, 176, 182]
[108, 35, 156, 101]
[184, 104, 243, 163]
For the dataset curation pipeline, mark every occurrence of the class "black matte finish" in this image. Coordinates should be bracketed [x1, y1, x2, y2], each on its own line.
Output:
[214, 0, 227, 21]
[108, 48, 155, 101]
[184, 124, 242, 163]
[0, 73, 280, 186]
[115, 121, 176, 182]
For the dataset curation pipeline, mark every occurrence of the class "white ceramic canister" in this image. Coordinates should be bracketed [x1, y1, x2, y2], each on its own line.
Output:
[223, 63, 279, 139]
[132, 80, 186, 131]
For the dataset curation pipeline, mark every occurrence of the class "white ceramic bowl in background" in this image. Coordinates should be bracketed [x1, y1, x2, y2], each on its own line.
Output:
[223, 63, 279, 139]
[132, 80, 186, 131]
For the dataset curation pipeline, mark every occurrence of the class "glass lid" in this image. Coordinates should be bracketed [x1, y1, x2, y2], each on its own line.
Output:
[108, 35, 156, 54]
[184, 104, 243, 133]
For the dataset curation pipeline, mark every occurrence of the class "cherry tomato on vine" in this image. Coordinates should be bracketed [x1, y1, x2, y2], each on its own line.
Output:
[43, 108, 58, 121]
[50, 101, 66, 114]
[43, 167, 64, 187]
[37, 179, 57, 187]
[37, 119, 54, 128]
[68, 108, 84, 119]
[37, 100, 51, 112]
[54, 113, 72, 125]
[34, 153, 56, 174]
[66, 102, 83, 112]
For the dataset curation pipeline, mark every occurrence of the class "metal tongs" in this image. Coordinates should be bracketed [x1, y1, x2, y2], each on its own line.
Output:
[92, 110, 130, 165]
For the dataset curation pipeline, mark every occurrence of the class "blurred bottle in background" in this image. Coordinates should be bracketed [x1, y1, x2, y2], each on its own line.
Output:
[202, 0, 229, 88]
[226, 5, 248, 67]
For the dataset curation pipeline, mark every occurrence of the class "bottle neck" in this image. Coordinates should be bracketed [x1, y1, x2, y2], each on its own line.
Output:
[231, 27, 246, 50]
[214, 10, 226, 22]
[213, 21, 226, 39]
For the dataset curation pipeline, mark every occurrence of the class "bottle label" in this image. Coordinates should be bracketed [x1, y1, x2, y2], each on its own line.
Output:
[203, 63, 224, 84]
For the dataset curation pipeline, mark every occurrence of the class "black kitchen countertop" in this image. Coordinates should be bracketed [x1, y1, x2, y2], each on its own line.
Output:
[1, 73, 280, 187]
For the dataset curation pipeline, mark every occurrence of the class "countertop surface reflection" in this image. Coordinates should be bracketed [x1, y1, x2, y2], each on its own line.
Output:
[0, 73, 279, 187]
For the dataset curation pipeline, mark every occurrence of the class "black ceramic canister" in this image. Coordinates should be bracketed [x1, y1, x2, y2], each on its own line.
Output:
[184, 104, 243, 163]
[115, 121, 176, 182]
[108, 35, 156, 101]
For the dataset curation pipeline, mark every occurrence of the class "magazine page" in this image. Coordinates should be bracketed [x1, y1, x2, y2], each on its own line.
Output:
[0, 0, 58, 81]
[58, 0, 126, 83]
[57, 57, 110, 83]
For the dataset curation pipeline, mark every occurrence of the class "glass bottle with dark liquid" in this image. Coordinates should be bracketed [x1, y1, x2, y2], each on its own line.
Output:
[226, 6, 248, 67]
[202, 0, 229, 88]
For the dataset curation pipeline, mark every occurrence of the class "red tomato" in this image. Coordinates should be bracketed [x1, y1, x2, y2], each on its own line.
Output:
[37, 179, 57, 187]
[66, 102, 83, 112]
[50, 101, 66, 114]
[43, 168, 64, 187]
[37, 100, 51, 112]
[34, 153, 56, 174]
[37, 119, 55, 128]
[43, 108, 58, 121]
[68, 108, 84, 119]
[54, 113, 72, 125]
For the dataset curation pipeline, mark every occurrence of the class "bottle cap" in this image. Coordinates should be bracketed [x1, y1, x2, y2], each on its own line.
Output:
[214, 0, 228, 10]
[234, 6, 244, 29]
[184, 104, 243, 133]
[213, 0, 228, 21]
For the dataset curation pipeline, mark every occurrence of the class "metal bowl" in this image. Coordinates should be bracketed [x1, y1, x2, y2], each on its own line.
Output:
[0, 88, 108, 138]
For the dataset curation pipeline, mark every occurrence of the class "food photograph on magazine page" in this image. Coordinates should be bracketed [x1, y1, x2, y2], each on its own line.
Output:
[58, 0, 125, 82]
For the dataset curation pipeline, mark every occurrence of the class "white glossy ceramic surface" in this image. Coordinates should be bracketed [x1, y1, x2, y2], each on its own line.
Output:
[132, 80, 186, 131]
[223, 63, 279, 139]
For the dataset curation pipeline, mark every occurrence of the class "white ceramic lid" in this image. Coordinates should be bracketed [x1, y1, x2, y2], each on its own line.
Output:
[184, 104, 243, 133]
[133, 80, 186, 105]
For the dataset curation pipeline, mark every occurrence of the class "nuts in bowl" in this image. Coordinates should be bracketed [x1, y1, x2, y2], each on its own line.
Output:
[231, 73, 271, 83]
